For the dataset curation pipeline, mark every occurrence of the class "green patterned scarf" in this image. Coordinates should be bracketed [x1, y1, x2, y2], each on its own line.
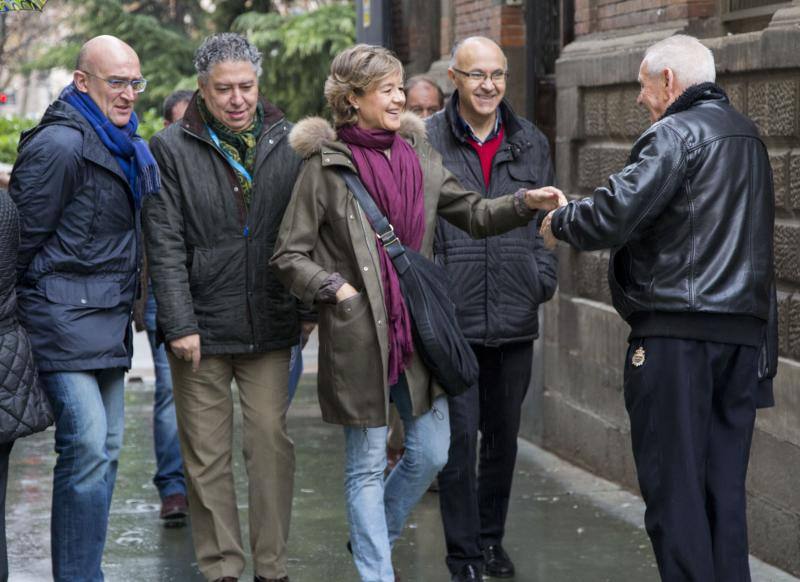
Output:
[198, 96, 264, 211]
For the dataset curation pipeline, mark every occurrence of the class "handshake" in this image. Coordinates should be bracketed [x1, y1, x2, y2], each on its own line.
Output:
[522, 186, 568, 250]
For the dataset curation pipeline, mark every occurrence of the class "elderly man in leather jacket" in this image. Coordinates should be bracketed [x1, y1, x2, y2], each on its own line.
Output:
[427, 37, 558, 582]
[542, 35, 778, 582]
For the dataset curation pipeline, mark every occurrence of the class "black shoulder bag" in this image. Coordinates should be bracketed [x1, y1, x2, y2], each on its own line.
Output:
[338, 169, 478, 397]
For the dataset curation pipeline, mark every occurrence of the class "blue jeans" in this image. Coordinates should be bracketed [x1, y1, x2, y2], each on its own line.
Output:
[344, 380, 450, 582]
[40, 368, 126, 582]
[144, 288, 186, 499]
[287, 342, 303, 403]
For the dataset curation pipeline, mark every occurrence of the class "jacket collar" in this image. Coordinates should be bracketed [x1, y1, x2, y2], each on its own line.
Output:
[180, 90, 285, 139]
[21, 100, 132, 190]
[288, 113, 427, 170]
[660, 82, 729, 120]
[444, 91, 523, 144]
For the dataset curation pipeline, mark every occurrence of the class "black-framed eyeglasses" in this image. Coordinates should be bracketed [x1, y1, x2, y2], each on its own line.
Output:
[81, 71, 148, 94]
[451, 67, 508, 84]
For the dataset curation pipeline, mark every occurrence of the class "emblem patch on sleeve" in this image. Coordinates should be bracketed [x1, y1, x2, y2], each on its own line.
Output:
[632, 346, 646, 367]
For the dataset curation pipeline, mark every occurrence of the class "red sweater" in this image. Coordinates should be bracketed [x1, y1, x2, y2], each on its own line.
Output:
[466, 125, 505, 188]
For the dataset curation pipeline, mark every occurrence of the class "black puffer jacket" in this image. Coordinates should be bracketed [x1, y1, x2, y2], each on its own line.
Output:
[11, 101, 141, 372]
[427, 94, 557, 346]
[551, 83, 778, 404]
[144, 94, 303, 354]
[0, 189, 53, 443]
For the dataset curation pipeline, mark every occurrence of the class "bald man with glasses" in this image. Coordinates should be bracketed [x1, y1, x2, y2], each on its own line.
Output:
[9, 35, 157, 581]
[426, 36, 559, 582]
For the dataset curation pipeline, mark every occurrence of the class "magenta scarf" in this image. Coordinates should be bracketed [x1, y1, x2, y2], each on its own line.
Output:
[338, 124, 425, 386]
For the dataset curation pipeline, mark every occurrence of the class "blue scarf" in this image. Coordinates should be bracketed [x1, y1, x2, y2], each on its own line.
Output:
[59, 83, 160, 208]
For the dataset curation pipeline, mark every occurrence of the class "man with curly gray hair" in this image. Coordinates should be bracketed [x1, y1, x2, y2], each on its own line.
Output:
[144, 32, 308, 582]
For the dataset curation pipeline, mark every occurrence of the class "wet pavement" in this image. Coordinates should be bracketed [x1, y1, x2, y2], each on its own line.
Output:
[5, 332, 797, 581]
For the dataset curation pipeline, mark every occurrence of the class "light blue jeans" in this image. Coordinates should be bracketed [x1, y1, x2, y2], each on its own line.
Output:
[344, 379, 450, 582]
[39, 368, 125, 582]
[144, 285, 186, 500]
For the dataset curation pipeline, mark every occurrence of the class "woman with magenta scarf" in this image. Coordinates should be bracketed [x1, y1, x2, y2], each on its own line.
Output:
[271, 44, 563, 582]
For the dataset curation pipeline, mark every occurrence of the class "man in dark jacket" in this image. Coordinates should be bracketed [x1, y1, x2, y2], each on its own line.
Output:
[541, 35, 778, 582]
[143, 33, 305, 582]
[10, 35, 157, 581]
[426, 36, 558, 582]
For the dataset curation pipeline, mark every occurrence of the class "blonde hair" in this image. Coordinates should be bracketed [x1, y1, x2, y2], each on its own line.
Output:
[324, 44, 404, 127]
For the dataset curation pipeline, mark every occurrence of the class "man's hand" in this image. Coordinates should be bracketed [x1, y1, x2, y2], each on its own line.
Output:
[524, 186, 566, 212]
[170, 333, 201, 372]
[335, 282, 359, 303]
[540, 210, 559, 250]
[300, 321, 316, 348]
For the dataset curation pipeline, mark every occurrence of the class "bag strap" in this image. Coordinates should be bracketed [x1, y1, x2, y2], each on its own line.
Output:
[338, 169, 412, 273]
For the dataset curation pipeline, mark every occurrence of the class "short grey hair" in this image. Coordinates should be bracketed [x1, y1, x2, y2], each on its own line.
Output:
[193, 33, 262, 83]
[642, 35, 715, 88]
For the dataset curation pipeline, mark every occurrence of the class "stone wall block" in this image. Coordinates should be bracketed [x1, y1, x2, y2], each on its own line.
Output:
[583, 90, 607, 137]
[577, 145, 631, 190]
[774, 222, 800, 285]
[606, 87, 649, 137]
[769, 149, 788, 210]
[788, 149, 800, 211]
[777, 290, 792, 357]
[787, 294, 800, 360]
[747, 79, 798, 137]
[720, 81, 746, 113]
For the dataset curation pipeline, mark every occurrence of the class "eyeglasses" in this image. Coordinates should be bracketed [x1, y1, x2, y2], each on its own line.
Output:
[451, 67, 508, 84]
[81, 71, 148, 94]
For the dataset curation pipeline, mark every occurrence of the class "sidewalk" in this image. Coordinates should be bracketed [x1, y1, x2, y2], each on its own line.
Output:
[6, 331, 796, 581]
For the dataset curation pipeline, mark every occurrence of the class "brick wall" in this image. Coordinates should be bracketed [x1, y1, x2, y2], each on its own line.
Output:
[574, 0, 715, 36]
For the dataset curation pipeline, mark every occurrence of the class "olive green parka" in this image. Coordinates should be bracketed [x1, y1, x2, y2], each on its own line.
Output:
[270, 113, 533, 427]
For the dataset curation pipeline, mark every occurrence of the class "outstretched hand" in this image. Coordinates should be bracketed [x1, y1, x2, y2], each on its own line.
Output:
[540, 210, 559, 250]
[524, 186, 567, 212]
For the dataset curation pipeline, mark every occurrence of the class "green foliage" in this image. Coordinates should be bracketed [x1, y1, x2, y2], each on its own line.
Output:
[0, 116, 36, 165]
[233, 2, 355, 121]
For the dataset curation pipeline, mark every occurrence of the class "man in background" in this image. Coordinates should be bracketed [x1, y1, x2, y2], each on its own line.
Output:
[385, 74, 446, 474]
[134, 89, 193, 525]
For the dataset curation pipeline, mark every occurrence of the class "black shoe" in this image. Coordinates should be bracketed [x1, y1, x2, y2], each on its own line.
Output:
[451, 563, 482, 582]
[483, 544, 514, 578]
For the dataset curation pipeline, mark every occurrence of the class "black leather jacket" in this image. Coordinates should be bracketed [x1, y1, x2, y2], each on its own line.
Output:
[551, 84, 777, 401]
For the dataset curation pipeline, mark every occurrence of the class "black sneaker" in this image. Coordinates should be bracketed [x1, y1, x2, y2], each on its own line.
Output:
[451, 563, 482, 582]
[483, 544, 515, 578]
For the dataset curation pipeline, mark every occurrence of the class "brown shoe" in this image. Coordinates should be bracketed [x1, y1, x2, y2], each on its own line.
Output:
[254, 577, 289, 582]
[159, 493, 188, 520]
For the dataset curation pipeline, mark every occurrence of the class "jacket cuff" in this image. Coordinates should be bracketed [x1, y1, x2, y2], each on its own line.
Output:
[317, 273, 346, 304]
[513, 188, 537, 219]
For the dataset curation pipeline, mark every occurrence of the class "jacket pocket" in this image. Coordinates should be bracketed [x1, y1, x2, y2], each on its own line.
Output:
[507, 161, 539, 188]
[43, 278, 121, 308]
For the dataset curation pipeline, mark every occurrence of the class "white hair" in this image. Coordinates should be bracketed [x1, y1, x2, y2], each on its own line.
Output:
[642, 35, 715, 88]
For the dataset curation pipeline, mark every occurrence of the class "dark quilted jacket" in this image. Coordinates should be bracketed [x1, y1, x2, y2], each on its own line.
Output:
[0, 189, 53, 443]
[427, 94, 558, 346]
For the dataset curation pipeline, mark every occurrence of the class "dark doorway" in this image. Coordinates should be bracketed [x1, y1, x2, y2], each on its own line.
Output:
[525, 0, 571, 155]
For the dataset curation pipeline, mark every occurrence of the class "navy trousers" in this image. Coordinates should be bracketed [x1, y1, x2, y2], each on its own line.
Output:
[438, 342, 533, 573]
[624, 337, 758, 582]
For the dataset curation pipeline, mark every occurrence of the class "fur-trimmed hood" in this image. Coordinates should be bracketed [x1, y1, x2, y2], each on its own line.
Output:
[289, 112, 427, 158]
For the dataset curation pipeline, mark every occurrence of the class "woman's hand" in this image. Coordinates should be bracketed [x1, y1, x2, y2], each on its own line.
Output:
[524, 186, 567, 212]
[336, 282, 359, 303]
